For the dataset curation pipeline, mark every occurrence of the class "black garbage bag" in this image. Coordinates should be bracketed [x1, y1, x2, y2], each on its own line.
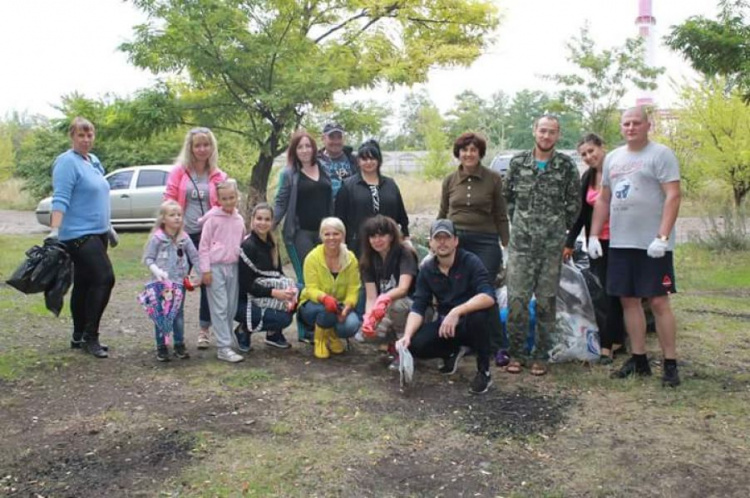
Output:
[44, 258, 73, 316]
[6, 239, 73, 316]
[572, 243, 607, 336]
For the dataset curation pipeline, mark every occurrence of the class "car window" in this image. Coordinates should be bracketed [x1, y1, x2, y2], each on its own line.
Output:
[108, 171, 134, 191]
[136, 170, 168, 188]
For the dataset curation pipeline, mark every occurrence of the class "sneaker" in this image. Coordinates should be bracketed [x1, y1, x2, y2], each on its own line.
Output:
[265, 331, 291, 349]
[494, 349, 510, 367]
[173, 343, 190, 360]
[662, 362, 681, 388]
[233, 324, 252, 353]
[353, 330, 366, 343]
[610, 356, 652, 379]
[156, 345, 171, 362]
[439, 346, 469, 375]
[197, 329, 210, 349]
[469, 371, 493, 395]
[217, 347, 244, 363]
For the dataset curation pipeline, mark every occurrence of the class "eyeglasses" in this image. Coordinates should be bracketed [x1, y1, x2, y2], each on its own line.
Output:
[189, 127, 211, 135]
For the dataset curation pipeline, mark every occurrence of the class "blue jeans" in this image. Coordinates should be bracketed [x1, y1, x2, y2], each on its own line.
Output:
[298, 301, 361, 338]
[155, 302, 185, 347]
[248, 303, 294, 332]
[188, 232, 211, 329]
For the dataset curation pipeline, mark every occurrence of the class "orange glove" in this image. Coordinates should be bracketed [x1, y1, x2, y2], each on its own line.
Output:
[320, 294, 340, 314]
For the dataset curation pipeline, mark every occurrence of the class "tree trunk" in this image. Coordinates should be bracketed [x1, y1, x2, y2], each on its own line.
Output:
[733, 185, 748, 207]
[244, 151, 275, 224]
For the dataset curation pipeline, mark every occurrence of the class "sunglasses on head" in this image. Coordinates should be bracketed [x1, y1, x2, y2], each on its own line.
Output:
[190, 127, 211, 135]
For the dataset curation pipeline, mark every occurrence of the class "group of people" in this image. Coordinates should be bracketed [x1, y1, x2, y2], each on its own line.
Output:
[47, 105, 682, 395]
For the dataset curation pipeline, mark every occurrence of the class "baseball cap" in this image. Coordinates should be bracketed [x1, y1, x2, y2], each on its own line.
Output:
[430, 219, 456, 238]
[323, 123, 345, 135]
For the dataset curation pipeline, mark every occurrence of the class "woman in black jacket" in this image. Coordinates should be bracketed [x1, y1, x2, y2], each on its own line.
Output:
[235, 203, 297, 350]
[563, 133, 624, 363]
[334, 140, 410, 257]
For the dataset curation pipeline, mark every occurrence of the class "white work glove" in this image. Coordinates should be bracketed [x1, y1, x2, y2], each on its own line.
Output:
[647, 237, 669, 258]
[587, 236, 603, 260]
[46, 227, 59, 240]
[149, 264, 169, 281]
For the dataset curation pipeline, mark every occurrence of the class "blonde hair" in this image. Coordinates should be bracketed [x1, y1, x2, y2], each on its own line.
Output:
[69, 116, 95, 136]
[143, 200, 184, 262]
[175, 127, 219, 173]
[319, 217, 349, 268]
[216, 178, 239, 196]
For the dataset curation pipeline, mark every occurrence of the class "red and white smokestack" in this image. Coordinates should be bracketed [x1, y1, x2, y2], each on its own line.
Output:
[635, 0, 656, 106]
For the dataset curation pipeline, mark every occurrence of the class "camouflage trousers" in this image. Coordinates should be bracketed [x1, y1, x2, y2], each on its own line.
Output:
[506, 232, 565, 361]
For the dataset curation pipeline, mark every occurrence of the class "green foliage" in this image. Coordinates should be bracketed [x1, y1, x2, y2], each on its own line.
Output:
[0, 126, 14, 181]
[120, 0, 499, 202]
[670, 79, 750, 206]
[666, 1, 750, 102]
[696, 205, 750, 252]
[546, 23, 663, 145]
[418, 106, 452, 180]
[303, 100, 390, 148]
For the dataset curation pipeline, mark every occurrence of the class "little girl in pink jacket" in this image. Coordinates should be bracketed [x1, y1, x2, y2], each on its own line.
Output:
[199, 179, 246, 363]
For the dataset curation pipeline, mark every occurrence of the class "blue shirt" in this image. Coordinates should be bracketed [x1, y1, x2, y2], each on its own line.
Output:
[411, 248, 495, 317]
[51, 150, 111, 241]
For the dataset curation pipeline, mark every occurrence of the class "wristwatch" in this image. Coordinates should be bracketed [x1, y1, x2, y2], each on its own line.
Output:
[657, 234, 669, 242]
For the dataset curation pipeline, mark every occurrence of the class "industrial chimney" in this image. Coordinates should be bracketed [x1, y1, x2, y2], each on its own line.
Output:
[635, 0, 656, 106]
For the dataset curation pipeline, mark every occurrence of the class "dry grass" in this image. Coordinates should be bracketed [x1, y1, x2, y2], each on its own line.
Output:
[0, 178, 37, 210]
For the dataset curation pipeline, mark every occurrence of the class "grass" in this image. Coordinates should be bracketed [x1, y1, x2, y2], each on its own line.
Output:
[0, 178, 37, 210]
[1, 229, 750, 496]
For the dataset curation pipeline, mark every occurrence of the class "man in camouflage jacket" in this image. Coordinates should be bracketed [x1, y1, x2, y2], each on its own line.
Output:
[502, 115, 581, 373]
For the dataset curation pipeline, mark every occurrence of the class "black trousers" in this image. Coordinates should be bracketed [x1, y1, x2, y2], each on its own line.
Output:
[65, 233, 115, 342]
[409, 309, 492, 373]
[590, 239, 625, 350]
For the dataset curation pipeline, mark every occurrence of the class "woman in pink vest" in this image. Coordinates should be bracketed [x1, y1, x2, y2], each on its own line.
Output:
[164, 127, 227, 349]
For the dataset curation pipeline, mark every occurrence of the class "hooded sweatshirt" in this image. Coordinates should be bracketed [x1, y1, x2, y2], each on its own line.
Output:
[198, 206, 245, 273]
[143, 228, 201, 281]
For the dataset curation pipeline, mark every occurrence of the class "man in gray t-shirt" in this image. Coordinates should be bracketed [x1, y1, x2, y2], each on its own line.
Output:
[589, 106, 682, 388]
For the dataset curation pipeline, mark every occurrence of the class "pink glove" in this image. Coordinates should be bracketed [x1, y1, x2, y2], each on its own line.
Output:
[361, 318, 377, 338]
[321, 294, 340, 314]
[371, 295, 391, 321]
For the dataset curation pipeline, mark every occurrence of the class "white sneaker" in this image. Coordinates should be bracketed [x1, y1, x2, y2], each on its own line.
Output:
[197, 329, 210, 349]
[353, 330, 366, 343]
[217, 347, 244, 363]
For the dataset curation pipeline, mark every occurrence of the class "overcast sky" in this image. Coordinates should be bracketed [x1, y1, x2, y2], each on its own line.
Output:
[0, 0, 717, 120]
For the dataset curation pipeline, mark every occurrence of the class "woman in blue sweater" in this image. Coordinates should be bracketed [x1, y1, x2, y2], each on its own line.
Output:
[49, 117, 115, 358]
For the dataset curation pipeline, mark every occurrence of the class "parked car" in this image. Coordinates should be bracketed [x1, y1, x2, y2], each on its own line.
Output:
[36, 165, 173, 229]
[489, 154, 513, 178]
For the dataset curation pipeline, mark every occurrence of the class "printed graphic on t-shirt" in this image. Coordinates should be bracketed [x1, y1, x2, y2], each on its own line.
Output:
[379, 275, 397, 294]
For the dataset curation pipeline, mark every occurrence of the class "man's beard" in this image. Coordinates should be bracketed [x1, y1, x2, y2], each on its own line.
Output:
[535, 141, 555, 153]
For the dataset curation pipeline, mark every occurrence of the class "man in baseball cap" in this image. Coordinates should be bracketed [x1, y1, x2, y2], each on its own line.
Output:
[396, 219, 496, 394]
[319, 122, 358, 197]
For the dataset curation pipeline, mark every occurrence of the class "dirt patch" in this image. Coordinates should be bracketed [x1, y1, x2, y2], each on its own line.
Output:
[2, 429, 194, 497]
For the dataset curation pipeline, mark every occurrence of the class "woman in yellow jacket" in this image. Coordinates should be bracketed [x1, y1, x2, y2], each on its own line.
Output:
[298, 217, 362, 358]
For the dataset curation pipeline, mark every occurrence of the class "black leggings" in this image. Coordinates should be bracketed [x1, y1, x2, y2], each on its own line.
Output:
[65, 233, 115, 341]
[409, 309, 492, 373]
[590, 239, 625, 350]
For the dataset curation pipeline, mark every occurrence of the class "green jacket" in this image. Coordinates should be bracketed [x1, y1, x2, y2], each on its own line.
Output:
[300, 244, 361, 308]
[503, 149, 581, 236]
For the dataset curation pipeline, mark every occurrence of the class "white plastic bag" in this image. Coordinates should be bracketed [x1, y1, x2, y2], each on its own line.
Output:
[496, 285, 508, 310]
[397, 342, 414, 387]
[549, 261, 601, 363]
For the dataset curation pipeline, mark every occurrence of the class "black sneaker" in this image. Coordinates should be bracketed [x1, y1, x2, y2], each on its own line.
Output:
[265, 331, 291, 349]
[469, 371, 493, 395]
[156, 346, 171, 362]
[233, 324, 252, 353]
[662, 363, 681, 388]
[439, 346, 468, 375]
[173, 343, 190, 360]
[610, 356, 652, 379]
